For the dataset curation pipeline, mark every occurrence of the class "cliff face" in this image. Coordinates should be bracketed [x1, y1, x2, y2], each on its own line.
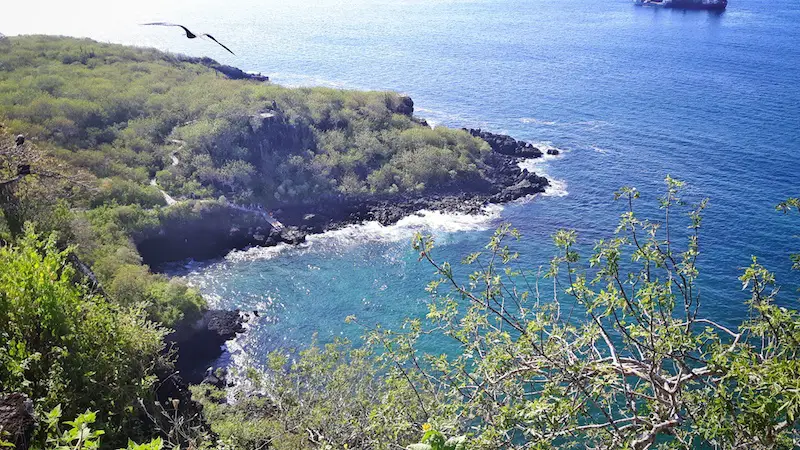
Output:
[165, 309, 247, 384]
[134, 202, 278, 266]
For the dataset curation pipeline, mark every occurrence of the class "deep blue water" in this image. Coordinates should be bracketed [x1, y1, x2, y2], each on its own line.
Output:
[3, 0, 799, 364]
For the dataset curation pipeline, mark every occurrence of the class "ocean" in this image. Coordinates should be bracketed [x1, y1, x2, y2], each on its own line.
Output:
[2, 0, 799, 367]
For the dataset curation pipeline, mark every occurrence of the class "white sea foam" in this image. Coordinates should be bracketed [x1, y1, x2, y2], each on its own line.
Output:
[519, 117, 559, 126]
[223, 205, 503, 263]
[225, 241, 299, 263]
[315, 205, 503, 243]
[517, 143, 569, 198]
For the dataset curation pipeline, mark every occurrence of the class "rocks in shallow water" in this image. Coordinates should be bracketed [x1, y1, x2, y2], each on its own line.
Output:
[279, 226, 307, 245]
[465, 128, 543, 159]
[493, 173, 550, 203]
[547, 148, 560, 156]
[0, 393, 35, 450]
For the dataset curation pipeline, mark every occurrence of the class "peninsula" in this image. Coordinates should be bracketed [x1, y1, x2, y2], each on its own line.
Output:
[0, 35, 552, 267]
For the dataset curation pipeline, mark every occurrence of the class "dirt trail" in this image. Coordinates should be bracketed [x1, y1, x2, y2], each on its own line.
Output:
[149, 139, 185, 206]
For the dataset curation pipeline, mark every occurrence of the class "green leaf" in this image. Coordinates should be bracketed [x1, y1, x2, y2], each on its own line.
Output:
[406, 445, 433, 450]
[444, 436, 467, 450]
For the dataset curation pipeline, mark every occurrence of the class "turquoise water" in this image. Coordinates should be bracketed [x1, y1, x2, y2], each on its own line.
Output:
[3, 0, 799, 363]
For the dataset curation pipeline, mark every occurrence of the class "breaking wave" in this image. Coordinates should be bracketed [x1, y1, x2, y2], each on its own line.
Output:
[519, 117, 611, 130]
[518, 143, 569, 198]
[224, 205, 503, 263]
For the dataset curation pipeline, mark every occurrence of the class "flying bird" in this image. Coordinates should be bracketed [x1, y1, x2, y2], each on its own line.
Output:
[141, 22, 235, 55]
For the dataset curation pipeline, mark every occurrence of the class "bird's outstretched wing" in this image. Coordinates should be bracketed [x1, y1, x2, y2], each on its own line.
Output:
[202, 34, 235, 55]
[141, 22, 196, 38]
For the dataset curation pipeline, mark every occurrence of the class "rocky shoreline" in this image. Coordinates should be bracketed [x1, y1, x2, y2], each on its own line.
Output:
[136, 126, 555, 267]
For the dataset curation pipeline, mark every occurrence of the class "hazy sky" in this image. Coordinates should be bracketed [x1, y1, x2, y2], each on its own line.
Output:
[0, 0, 379, 65]
[0, 0, 421, 39]
[2, 1, 190, 37]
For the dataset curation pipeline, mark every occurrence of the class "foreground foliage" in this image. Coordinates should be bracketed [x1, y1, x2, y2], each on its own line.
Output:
[383, 177, 800, 448]
[192, 339, 426, 449]
[198, 178, 800, 449]
[0, 227, 166, 447]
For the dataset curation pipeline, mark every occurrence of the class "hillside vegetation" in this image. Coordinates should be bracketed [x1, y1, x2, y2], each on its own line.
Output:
[0, 35, 491, 206]
[0, 35, 501, 327]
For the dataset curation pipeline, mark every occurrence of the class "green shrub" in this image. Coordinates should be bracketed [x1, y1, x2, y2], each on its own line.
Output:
[1, 36, 494, 208]
[0, 226, 166, 445]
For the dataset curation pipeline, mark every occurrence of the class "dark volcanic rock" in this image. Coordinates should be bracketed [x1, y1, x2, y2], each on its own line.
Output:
[135, 202, 277, 266]
[175, 55, 269, 82]
[394, 95, 415, 116]
[493, 173, 550, 203]
[547, 148, 560, 156]
[166, 309, 246, 385]
[0, 394, 35, 450]
[465, 128, 544, 159]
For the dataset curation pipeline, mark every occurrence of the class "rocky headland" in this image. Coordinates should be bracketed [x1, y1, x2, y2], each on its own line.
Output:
[138, 116, 556, 390]
[135, 109, 554, 267]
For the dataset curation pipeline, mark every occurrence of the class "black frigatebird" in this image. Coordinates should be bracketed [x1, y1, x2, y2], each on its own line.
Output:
[142, 22, 235, 55]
